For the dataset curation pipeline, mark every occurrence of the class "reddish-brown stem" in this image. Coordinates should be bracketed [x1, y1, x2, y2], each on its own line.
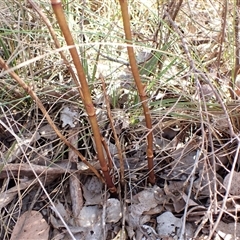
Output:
[101, 136, 114, 171]
[51, 0, 116, 193]
[118, 0, 155, 184]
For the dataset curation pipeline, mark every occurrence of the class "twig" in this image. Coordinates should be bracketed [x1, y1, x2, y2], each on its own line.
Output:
[233, 0, 240, 99]
[179, 150, 200, 240]
[0, 57, 103, 181]
[165, 11, 240, 239]
[27, 0, 84, 99]
[99, 73, 125, 186]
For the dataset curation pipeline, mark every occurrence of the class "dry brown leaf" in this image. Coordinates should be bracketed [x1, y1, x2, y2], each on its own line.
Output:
[112, 229, 127, 240]
[60, 106, 78, 128]
[10, 210, 49, 240]
[68, 129, 83, 226]
[39, 124, 57, 140]
[156, 211, 194, 239]
[82, 176, 104, 205]
[127, 186, 159, 229]
[223, 171, 240, 195]
[106, 198, 122, 223]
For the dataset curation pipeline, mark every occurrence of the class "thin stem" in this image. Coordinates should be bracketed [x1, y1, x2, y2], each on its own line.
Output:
[51, 0, 116, 193]
[100, 73, 125, 186]
[118, 0, 155, 184]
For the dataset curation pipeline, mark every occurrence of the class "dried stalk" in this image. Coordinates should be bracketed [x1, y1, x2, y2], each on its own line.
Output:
[51, 0, 116, 193]
[165, 12, 240, 240]
[99, 73, 125, 186]
[118, 0, 155, 184]
[216, 0, 227, 72]
[0, 57, 102, 181]
[233, 0, 240, 98]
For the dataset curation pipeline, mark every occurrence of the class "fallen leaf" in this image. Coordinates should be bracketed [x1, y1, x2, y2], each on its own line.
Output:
[223, 171, 240, 195]
[39, 124, 57, 140]
[156, 211, 194, 239]
[106, 198, 122, 223]
[216, 221, 240, 239]
[10, 211, 49, 240]
[60, 106, 78, 128]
